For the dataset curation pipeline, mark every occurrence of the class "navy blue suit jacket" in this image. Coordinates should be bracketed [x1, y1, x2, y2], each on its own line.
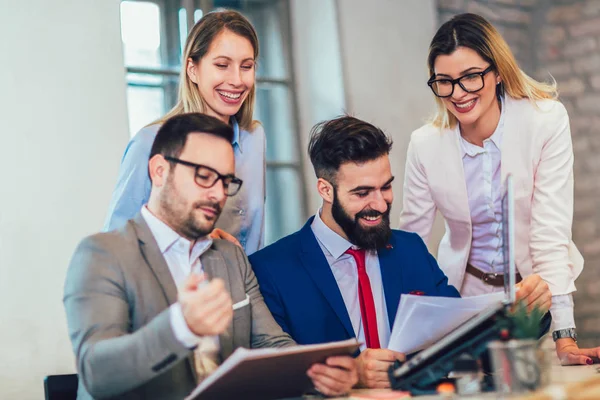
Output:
[249, 217, 461, 346]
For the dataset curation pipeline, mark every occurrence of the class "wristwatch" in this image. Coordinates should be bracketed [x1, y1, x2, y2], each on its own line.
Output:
[552, 328, 577, 342]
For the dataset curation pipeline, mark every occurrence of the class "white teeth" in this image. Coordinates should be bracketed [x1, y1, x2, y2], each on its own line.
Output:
[363, 216, 380, 221]
[456, 99, 476, 109]
[218, 91, 242, 99]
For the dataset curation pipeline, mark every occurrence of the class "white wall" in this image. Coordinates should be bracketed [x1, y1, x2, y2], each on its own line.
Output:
[292, 0, 446, 251]
[335, 0, 438, 226]
[0, 1, 129, 398]
[290, 0, 347, 213]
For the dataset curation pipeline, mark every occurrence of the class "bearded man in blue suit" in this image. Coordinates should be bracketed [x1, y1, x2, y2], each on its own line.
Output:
[249, 116, 551, 389]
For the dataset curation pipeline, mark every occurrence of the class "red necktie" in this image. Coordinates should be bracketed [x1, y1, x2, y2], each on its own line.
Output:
[345, 248, 380, 349]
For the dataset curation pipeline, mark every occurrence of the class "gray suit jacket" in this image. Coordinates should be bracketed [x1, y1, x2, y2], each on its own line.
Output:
[63, 214, 294, 399]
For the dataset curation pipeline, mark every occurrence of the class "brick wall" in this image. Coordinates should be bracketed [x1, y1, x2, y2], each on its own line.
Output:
[436, 0, 600, 347]
[438, 0, 537, 72]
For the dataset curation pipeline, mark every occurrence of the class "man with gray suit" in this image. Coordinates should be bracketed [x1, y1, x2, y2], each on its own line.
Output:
[64, 113, 358, 399]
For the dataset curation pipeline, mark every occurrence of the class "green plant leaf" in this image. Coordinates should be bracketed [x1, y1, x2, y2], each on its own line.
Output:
[509, 302, 544, 340]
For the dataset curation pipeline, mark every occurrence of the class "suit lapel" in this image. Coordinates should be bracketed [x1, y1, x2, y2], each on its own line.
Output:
[132, 214, 178, 305]
[131, 214, 198, 381]
[499, 96, 521, 183]
[201, 248, 234, 360]
[298, 219, 355, 339]
[377, 235, 403, 328]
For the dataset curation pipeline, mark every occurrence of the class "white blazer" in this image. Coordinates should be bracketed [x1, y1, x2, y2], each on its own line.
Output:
[398, 96, 583, 296]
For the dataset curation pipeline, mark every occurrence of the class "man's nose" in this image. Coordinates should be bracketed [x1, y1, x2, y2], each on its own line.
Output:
[369, 191, 388, 213]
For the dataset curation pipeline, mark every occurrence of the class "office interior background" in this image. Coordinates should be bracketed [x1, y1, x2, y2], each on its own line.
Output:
[1, 0, 599, 398]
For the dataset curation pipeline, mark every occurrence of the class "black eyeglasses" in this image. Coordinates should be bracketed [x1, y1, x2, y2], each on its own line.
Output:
[164, 156, 243, 196]
[427, 66, 494, 98]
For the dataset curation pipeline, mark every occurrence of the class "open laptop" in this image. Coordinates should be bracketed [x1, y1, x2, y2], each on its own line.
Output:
[389, 174, 518, 393]
[501, 174, 517, 304]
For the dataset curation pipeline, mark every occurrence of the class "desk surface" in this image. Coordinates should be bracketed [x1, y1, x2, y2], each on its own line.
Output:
[324, 361, 599, 399]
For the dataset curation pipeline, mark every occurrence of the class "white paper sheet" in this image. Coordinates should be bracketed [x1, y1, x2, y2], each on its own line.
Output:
[387, 292, 505, 354]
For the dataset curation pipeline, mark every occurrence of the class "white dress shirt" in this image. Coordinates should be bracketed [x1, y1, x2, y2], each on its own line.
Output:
[141, 206, 221, 359]
[459, 104, 575, 330]
[311, 210, 390, 351]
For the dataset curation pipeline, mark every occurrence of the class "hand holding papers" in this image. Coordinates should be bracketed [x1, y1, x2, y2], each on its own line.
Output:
[388, 176, 522, 394]
[185, 338, 360, 400]
[387, 292, 505, 354]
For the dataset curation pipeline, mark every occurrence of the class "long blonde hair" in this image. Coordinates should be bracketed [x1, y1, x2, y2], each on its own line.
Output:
[155, 9, 259, 131]
[427, 13, 557, 129]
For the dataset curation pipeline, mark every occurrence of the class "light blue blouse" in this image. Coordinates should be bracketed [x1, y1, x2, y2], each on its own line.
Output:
[103, 118, 266, 255]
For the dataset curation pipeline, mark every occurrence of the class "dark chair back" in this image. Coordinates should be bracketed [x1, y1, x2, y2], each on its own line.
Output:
[43, 374, 78, 400]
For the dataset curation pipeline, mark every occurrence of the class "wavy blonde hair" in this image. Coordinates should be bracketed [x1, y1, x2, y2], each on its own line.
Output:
[427, 13, 557, 129]
[155, 9, 259, 131]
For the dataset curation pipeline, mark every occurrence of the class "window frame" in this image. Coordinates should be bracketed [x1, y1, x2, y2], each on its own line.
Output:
[121, 0, 309, 240]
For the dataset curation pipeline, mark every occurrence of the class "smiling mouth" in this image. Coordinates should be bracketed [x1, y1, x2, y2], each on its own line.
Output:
[217, 90, 243, 100]
[452, 98, 478, 113]
[363, 215, 380, 221]
[360, 215, 383, 225]
[454, 99, 476, 108]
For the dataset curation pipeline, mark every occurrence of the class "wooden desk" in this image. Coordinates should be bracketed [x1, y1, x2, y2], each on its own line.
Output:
[315, 361, 599, 399]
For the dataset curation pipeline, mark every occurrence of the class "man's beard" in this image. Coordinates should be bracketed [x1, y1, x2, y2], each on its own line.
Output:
[331, 190, 392, 250]
[159, 175, 222, 240]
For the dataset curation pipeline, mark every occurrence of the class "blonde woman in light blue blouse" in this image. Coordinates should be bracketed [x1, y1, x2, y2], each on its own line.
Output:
[105, 10, 266, 255]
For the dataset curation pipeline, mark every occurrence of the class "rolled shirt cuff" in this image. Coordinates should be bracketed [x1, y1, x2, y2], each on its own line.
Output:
[550, 294, 575, 331]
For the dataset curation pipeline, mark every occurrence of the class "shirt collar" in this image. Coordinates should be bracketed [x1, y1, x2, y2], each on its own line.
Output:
[459, 98, 505, 158]
[311, 208, 355, 260]
[231, 117, 242, 153]
[141, 206, 213, 259]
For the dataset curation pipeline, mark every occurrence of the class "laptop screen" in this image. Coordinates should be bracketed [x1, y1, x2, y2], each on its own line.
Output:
[501, 174, 516, 305]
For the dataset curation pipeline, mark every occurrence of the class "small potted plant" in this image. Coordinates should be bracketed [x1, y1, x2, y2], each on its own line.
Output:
[488, 303, 550, 394]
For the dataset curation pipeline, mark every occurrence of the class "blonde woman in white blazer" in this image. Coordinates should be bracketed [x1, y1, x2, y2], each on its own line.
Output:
[399, 13, 600, 365]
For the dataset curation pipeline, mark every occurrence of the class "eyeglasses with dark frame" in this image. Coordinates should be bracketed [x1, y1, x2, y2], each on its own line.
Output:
[427, 65, 494, 98]
[164, 156, 243, 197]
